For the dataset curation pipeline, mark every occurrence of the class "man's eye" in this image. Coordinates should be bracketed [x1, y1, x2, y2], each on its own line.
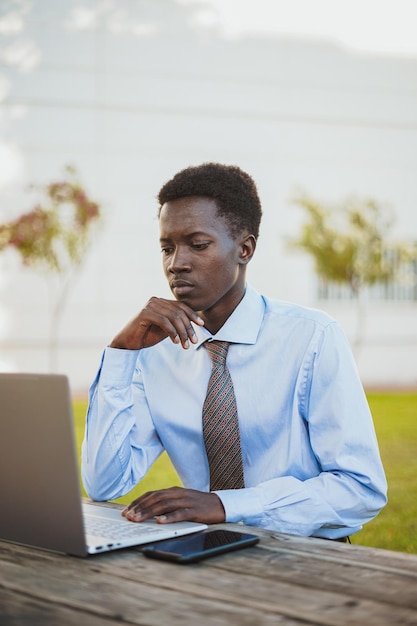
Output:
[161, 247, 173, 255]
[192, 243, 209, 250]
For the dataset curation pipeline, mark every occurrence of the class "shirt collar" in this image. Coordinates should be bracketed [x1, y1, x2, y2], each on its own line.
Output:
[193, 284, 265, 349]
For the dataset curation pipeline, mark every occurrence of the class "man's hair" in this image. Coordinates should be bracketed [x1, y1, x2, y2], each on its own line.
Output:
[157, 162, 262, 239]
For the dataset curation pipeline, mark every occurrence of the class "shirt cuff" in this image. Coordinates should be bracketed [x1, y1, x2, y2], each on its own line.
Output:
[215, 487, 265, 527]
[99, 346, 140, 387]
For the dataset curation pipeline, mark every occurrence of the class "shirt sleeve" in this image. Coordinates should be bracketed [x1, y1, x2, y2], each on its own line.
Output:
[216, 322, 388, 538]
[81, 347, 164, 501]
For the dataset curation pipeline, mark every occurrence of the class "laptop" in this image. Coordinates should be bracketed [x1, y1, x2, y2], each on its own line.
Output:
[0, 372, 207, 556]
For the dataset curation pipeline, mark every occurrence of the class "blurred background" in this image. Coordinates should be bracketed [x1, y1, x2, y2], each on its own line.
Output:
[1, 0, 416, 393]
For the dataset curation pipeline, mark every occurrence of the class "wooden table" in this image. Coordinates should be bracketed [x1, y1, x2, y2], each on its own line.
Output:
[1, 517, 417, 625]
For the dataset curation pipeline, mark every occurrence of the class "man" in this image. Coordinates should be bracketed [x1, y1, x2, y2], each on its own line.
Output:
[82, 162, 387, 540]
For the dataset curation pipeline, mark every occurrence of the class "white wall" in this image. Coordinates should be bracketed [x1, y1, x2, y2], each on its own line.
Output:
[1, 0, 416, 391]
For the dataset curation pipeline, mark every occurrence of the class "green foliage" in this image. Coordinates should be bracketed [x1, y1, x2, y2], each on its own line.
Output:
[0, 165, 101, 272]
[290, 195, 416, 296]
[73, 392, 417, 554]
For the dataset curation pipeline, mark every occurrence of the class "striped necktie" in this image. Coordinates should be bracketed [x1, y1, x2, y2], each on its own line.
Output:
[202, 341, 244, 491]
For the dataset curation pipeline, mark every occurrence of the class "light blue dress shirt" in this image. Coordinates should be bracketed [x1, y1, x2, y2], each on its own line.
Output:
[82, 284, 387, 539]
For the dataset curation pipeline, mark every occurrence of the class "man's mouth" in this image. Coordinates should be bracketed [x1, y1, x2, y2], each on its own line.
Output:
[170, 281, 194, 296]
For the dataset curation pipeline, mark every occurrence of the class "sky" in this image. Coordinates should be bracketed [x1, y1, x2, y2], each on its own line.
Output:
[183, 0, 417, 58]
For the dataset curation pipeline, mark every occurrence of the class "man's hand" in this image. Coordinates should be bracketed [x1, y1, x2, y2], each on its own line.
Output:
[121, 487, 226, 525]
[110, 298, 204, 350]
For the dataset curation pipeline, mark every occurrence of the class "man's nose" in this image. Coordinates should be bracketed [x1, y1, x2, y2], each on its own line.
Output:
[167, 247, 191, 273]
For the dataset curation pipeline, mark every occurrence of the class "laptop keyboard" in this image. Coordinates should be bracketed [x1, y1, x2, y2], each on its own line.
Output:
[85, 515, 162, 540]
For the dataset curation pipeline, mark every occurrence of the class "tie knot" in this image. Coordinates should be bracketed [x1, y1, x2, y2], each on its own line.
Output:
[204, 340, 230, 366]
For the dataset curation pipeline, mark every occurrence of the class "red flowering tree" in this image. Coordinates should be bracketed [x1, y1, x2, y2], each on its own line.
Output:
[0, 166, 101, 371]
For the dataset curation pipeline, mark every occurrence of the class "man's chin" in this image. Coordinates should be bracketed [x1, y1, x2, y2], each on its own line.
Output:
[173, 292, 204, 313]
[173, 291, 194, 305]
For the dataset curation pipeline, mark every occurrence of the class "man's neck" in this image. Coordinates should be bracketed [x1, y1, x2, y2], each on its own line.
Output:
[199, 287, 246, 335]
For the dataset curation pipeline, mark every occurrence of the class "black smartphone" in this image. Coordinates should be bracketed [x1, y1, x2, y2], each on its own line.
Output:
[142, 529, 260, 564]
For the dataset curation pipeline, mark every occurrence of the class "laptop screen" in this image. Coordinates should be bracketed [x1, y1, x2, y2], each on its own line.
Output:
[0, 373, 87, 555]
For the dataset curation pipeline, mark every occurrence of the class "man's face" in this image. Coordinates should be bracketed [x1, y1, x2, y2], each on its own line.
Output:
[159, 196, 247, 320]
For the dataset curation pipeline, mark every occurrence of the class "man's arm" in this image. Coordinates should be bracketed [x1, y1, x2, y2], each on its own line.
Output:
[215, 322, 388, 537]
[81, 347, 163, 500]
[81, 297, 204, 500]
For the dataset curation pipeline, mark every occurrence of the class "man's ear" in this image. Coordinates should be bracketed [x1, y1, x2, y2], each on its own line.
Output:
[238, 234, 257, 265]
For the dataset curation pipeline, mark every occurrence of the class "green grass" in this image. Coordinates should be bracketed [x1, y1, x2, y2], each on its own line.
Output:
[353, 392, 417, 553]
[73, 391, 417, 554]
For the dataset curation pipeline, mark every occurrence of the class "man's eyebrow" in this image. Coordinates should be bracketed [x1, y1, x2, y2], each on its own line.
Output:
[159, 231, 210, 242]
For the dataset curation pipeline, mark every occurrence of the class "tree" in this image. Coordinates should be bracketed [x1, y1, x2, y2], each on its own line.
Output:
[0, 166, 101, 371]
[290, 194, 417, 348]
